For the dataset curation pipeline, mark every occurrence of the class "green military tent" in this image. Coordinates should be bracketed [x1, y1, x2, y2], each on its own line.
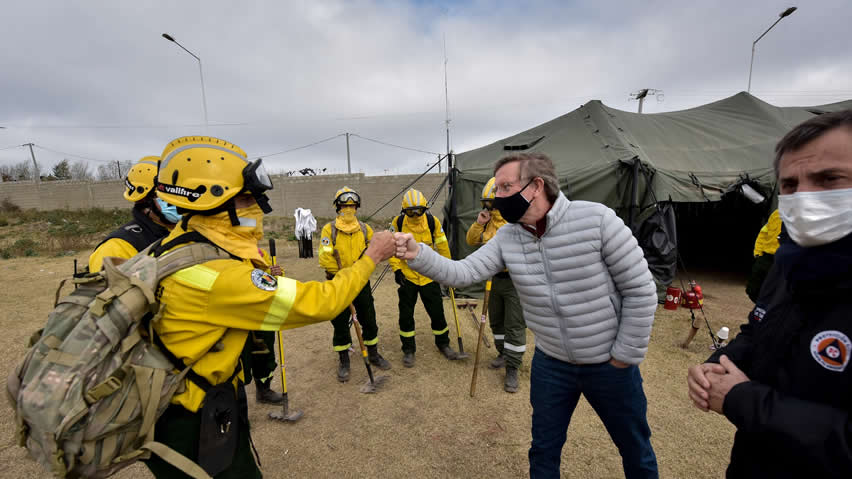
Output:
[443, 92, 852, 296]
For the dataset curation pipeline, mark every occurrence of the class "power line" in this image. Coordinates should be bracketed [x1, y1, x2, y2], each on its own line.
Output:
[349, 134, 440, 156]
[33, 144, 113, 163]
[252, 134, 345, 159]
[0, 144, 22, 152]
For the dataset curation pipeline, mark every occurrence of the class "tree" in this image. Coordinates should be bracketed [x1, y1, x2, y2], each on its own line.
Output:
[96, 160, 133, 181]
[51, 160, 71, 180]
[70, 160, 92, 181]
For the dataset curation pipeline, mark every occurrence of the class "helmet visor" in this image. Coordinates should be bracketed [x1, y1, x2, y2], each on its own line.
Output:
[481, 200, 494, 210]
[337, 191, 361, 205]
[244, 159, 273, 192]
[404, 207, 426, 217]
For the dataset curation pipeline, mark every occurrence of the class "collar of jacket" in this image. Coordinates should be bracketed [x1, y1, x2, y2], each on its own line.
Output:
[521, 192, 562, 238]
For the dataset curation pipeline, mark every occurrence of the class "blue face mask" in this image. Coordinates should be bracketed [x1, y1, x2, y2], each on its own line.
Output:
[155, 198, 182, 224]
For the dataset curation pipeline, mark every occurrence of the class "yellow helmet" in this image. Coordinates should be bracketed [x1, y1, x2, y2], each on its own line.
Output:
[481, 177, 497, 200]
[123, 156, 159, 202]
[156, 136, 273, 214]
[401, 189, 427, 210]
[480, 177, 497, 210]
[334, 186, 361, 210]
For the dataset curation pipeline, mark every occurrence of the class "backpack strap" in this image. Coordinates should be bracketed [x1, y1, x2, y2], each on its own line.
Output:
[152, 330, 242, 392]
[395, 215, 403, 234]
[360, 221, 369, 245]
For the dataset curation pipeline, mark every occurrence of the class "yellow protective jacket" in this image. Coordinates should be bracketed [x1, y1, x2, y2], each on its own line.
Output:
[465, 210, 507, 246]
[318, 220, 374, 273]
[753, 209, 782, 257]
[88, 238, 137, 272]
[388, 214, 450, 286]
[154, 232, 375, 413]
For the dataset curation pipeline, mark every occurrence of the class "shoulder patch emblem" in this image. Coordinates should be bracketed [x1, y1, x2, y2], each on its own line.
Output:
[251, 269, 278, 291]
[810, 330, 851, 372]
[321, 237, 331, 246]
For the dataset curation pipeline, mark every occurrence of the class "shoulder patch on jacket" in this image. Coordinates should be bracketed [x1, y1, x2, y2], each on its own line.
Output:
[251, 269, 278, 291]
[811, 330, 851, 372]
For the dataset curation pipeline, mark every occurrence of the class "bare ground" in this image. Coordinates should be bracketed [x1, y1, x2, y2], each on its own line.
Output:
[0, 238, 749, 478]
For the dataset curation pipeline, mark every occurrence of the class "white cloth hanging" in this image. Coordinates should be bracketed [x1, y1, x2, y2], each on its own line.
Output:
[294, 208, 317, 240]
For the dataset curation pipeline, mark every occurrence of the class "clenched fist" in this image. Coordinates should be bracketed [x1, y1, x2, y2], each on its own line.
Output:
[394, 232, 420, 260]
[476, 209, 491, 225]
[364, 230, 396, 264]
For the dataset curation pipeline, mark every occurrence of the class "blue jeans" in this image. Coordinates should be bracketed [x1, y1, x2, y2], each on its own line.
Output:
[529, 348, 658, 479]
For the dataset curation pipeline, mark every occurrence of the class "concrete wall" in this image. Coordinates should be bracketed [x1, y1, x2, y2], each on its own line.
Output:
[0, 173, 448, 221]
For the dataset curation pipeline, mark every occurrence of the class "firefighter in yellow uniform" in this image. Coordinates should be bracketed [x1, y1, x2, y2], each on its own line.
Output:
[88, 156, 180, 272]
[319, 186, 392, 382]
[466, 177, 526, 393]
[746, 208, 782, 302]
[388, 188, 459, 367]
[144, 136, 396, 478]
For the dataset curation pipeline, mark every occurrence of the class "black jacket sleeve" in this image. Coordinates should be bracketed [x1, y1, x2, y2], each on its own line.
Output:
[724, 381, 852, 472]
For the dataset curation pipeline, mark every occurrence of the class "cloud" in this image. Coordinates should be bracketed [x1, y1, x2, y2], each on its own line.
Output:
[1, 0, 850, 176]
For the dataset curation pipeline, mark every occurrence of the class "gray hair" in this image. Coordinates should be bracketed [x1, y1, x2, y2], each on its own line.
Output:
[494, 152, 560, 202]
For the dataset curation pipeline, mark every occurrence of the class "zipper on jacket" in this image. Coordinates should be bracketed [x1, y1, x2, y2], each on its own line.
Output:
[538, 238, 575, 362]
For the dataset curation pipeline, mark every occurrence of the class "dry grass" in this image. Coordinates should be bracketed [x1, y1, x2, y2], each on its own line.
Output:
[0, 238, 749, 478]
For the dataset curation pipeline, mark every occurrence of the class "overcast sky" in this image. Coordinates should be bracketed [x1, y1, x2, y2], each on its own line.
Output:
[1, 0, 850, 177]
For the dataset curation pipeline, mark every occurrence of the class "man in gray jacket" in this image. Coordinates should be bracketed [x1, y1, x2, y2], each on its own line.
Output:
[394, 153, 658, 479]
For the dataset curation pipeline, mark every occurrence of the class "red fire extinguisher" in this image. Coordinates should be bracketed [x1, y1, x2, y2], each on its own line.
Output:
[681, 281, 703, 309]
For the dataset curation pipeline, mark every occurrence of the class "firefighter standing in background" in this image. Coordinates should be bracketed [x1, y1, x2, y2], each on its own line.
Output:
[389, 188, 459, 367]
[466, 177, 526, 393]
[88, 156, 180, 272]
[319, 186, 392, 382]
[144, 136, 396, 478]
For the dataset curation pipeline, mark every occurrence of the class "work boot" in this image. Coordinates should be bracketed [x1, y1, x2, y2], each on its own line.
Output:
[367, 345, 392, 370]
[402, 352, 416, 368]
[256, 379, 284, 405]
[438, 344, 460, 360]
[489, 354, 506, 369]
[337, 350, 351, 383]
[504, 366, 519, 393]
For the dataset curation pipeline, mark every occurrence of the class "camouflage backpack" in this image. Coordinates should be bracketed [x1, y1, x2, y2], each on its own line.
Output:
[6, 234, 233, 479]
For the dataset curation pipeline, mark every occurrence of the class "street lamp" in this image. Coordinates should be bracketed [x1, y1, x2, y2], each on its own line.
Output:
[162, 33, 209, 130]
[747, 7, 797, 93]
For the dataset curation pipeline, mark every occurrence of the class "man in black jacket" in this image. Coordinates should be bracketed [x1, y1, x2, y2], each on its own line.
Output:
[687, 109, 852, 477]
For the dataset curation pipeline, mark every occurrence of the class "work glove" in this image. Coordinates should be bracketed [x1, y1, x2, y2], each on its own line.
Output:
[325, 271, 335, 280]
[394, 270, 406, 287]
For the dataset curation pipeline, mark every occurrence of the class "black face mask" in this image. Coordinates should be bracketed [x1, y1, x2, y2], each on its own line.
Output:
[494, 178, 534, 224]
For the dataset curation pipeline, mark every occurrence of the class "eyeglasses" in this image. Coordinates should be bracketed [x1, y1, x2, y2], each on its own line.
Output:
[404, 207, 426, 217]
[495, 177, 534, 195]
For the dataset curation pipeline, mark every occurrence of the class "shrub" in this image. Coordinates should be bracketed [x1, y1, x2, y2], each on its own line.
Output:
[0, 198, 20, 213]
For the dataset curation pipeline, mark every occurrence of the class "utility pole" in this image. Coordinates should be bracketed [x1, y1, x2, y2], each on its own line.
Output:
[24, 143, 39, 183]
[116, 160, 122, 179]
[629, 89, 663, 113]
[345, 132, 351, 174]
[442, 34, 451, 175]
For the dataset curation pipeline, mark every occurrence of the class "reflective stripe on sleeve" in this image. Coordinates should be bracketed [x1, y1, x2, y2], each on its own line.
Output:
[260, 277, 298, 330]
[504, 343, 526, 353]
[171, 265, 219, 291]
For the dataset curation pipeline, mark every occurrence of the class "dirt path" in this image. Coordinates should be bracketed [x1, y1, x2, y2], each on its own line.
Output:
[0, 241, 745, 478]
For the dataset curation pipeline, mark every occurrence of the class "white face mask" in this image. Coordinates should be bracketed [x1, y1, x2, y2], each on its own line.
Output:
[778, 187, 852, 247]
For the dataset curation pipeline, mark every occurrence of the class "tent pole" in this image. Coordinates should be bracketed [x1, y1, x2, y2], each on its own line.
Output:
[628, 157, 640, 229]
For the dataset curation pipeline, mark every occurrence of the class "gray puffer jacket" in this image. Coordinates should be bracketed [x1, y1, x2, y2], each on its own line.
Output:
[408, 192, 657, 365]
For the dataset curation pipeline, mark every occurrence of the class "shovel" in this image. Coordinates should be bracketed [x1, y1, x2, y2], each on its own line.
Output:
[267, 239, 304, 422]
[448, 288, 470, 359]
[470, 280, 493, 398]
